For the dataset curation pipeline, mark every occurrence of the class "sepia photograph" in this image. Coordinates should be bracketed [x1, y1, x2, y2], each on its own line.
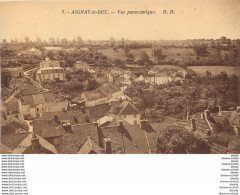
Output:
[0, 0, 239, 154]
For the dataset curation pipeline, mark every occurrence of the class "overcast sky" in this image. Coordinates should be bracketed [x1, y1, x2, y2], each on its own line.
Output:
[0, 0, 239, 41]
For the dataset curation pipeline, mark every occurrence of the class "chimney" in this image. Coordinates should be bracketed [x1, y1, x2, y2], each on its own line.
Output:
[104, 138, 112, 154]
[217, 106, 222, 116]
[62, 122, 72, 132]
[31, 134, 40, 151]
[119, 120, 123, 128]
[200, 112, 204, 119]
[204, 109, 210, 119]
[191, 118, 196, 131]
[54, 114, 60, 124]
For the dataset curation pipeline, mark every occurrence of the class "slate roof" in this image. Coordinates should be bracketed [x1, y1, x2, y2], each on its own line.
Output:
[33, 119, 65, 138]
[45, 101, 69, 112]
[83, 84, 121, 101]
[1, 133, 30, 150]
[41, 110, 87, 125]
[42, 92, 56, 103]
[21, 95, 36, 108]
[61, 123, 99, 154]
[78, 136, 103, 154]
[12, 133, 57, 154]
[0, 144, 13, 154]
[100, 124, 150, 154]
[32, 94, 46, 105]
[229, 111, 240, 126]
[6, 97, 19, 113]
[109, 101, 139, 115]
[85, 104, 110, 121]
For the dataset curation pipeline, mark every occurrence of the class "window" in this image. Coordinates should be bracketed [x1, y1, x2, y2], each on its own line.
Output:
[134, 115, 137, 118]
[36, 108, 39, 111]
[123, 115, 126, 118]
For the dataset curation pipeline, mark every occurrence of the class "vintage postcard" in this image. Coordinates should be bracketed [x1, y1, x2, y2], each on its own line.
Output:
[0, 0, 239, 154]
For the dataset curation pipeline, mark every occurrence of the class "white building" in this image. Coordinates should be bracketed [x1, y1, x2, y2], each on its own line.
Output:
[36, 67, 65, 83]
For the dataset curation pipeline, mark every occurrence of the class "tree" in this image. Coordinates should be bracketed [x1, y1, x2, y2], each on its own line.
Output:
[109, 37, 116, 47]
[139, 51, 150, 66]
[193, 45, 208, 56]
[2, 39, 7, 43]
[153, 48, 166, 60]
[76, 36, 83, 46]
[153, 125, 211, 154]
[24, 36, 29, 43]
[1, 70, 12, 87]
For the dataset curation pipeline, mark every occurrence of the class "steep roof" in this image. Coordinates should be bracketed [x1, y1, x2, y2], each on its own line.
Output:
[32, 94, 46, 105]
[229, 111, 240, 126]
[42, 92, 56, 103]
[61, 123, 99, 154]
[109, 101, 139, 115]
[45, 101, 68, 112]
[85, 104, 110, 121]
[1, 133, 30, 150]
[100, 124, 150, 154]
[0, 143, 13, 154]
[12, 133, 58, 154]
[33, 119, 65, 138]
[20, 95, 35, 108]
[6, 97, 19, 113]
[41, 110, 87, 125]
[78, 136, 103, 154]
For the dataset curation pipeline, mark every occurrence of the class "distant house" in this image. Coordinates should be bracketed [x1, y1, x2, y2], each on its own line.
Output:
[17, 47, 42, 57]
[2, 67, 23, 78]
[85, 100, 141, 126]
[40, 58, 60, 68]
[81, 84, 127, 107]
[108, 101, 141, 126]
[18, 92, 68, 118]
[143, 72, 172, 85]
[44, 47, 62, 55]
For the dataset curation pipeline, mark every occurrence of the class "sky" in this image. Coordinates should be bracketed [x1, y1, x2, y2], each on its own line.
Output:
[0, 0, 239, 41]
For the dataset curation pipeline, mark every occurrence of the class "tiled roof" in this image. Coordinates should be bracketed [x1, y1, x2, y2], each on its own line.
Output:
[33, 119, 65, 138]
[83, 84, 121, 101]
[109, 101, 139, 115]
[85, 104, 110, 121]
[100, 124, 149, 154]
[100, 126, 124, 154]
[41, 110, 87, 125]
[42, 92, 56, 103]
[84, 89, 106, 101]
[229, 111, 240, 126]
[21, 95, 35, 108]
[6, 97, 19, 113]
[12, 133, 58, 154]
[32, 94, 46, 105]
[61, 123, 99, 154]
[1, 133, 30, 150]
[78, 136, 103, 154]
[46, 101, 68, 112]
[0, 144, 13, 154]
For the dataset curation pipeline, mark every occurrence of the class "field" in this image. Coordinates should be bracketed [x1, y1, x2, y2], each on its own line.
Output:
[187, 66, 240, 76]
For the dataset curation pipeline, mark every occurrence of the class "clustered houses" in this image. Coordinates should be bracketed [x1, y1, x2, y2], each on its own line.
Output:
[80, 84, 129, 107]
[36, 58, 65, 83]
[18, 92, 68, 119]
[17, 47, 42, 58]
[136, 65, 186, 85]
